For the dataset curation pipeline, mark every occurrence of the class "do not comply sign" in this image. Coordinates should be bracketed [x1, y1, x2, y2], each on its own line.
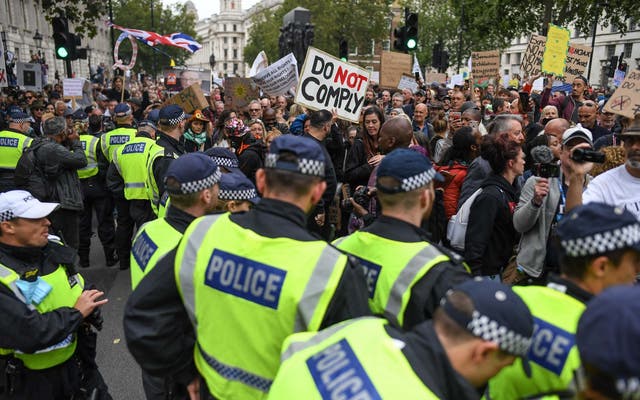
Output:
[295, 47, 371, 123]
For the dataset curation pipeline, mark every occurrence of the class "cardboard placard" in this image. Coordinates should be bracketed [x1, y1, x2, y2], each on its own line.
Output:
[603, 69, 640, 119]
[521, 34, 546, 77]
[223, 77, 260, 110]
[380, 51, 412, 89]
[163, 67, 211, 95]
[63, 78, 84, 97]
[471, 50, 500, 83]
[295, 47, 370, 123]
[541, 24, 570, 77]
[397, 74, 418, 93]
[251, 53, 298, 96]
[564, 44, 592, 83]
[164, 83, 208, 114]
[425, 72, 446, 84]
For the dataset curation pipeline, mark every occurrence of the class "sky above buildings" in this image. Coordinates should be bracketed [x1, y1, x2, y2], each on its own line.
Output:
[162, 0, 262, 20]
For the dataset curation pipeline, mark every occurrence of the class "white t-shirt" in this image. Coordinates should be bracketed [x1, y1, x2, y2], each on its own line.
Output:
[583, 165, 640, 220]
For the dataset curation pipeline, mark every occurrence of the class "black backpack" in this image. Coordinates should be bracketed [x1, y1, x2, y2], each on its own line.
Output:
[14, 139, 52, 201]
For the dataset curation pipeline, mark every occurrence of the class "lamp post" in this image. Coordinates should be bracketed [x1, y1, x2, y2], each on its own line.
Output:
[33, 30, 44, 63]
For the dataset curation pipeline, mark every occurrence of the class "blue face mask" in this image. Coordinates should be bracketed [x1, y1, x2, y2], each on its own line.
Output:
[16, 277, 52, 305]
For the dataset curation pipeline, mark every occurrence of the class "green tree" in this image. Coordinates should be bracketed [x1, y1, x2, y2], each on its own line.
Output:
[245, 0, 392, 66]
[112, 0, 198, 77]
[411, 0, 640, 74]
[41, 0, 106, 38]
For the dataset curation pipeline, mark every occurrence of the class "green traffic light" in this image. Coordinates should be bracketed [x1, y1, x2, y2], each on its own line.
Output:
[340, 57, 348, 62]
[406, 39, 417, 50]
[57, 47, 69, 58]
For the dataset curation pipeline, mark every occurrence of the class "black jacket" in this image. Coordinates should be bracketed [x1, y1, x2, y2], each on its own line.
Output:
[153, 132, 186, 197]
[359, 216, 470, 329]
[387, 321, 479, 399]
[37, 137, 87, 211]
[303, 133, 337, 213]
[123, 199, 370, 385]
[238, 141, 264, 185]
[343, 138, 373, 189]
[464, 173, 519, 276]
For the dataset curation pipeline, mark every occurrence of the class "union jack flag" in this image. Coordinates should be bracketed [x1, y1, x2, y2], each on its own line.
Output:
[107, 22, 202, 53]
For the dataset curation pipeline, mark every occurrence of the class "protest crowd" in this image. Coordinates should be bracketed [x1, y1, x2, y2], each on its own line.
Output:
[1, 52, 640, 400]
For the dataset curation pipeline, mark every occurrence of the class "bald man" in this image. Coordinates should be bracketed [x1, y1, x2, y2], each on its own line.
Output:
[544, 118, 570, 143]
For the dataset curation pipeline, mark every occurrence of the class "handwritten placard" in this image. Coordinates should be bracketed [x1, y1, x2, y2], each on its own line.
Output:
[397, 74, 418, 92]
[541, 24, 570, 77]
[564, 44, 591, 83]
[521, 34, 546, 77]
[251, 53, 298, 96]
[164, 83, 208, 114]
[603, 69, 640, 119]
[425, 72, 447, 84]
[63, 78, 84, 97]
[471, 50, 500, 83]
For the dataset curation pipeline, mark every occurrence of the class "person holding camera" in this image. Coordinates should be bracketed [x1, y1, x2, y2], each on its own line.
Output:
[512, 125, 595, 283]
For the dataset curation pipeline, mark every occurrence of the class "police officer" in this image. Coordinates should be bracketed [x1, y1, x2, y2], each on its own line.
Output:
[215, 171, 260, 213]
[335, 148, 470, 329]
[0, 190, 110, 399]
[268, 279, 534, 399]
[576, 285, 640, 399]
[486, 202, 640, 399]
[107, 121, 162, 270]
[145, 105, 187, 215]
[100, 103, 136, 163]
[75, 110, 117, 268]
[130, 153, 221, 400]
[124, 135, 370, 400]
[0, 109, 33, 193]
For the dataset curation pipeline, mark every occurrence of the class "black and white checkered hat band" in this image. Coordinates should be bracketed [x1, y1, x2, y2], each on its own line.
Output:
[561, 224, 640, 257]
[265, 153, 325, 177]
[175, 169, 221, 194]
[12, 117, 31, 123]
[467, 310, 532, 357]
[0, 210, 15, 222]
[219, 188, 258, 201]
[401, 169, 436, 192]
[212, 157, 239, 169]
[160, 112, 187, 126]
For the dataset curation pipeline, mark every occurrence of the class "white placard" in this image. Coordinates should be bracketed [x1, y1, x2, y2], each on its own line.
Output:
[295, 47, 371, 123]
[251, 53, 298, 96]
[63, 78, 85, 97]
[397, 75, 418, 92]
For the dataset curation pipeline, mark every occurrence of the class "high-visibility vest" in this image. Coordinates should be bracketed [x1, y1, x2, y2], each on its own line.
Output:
[334, 231, 457, 327]
[0, 130, 32, 169]
[100, 126, 136, 162]
[0, 262, 84, 370]
[130, 217, 182, 289]
[146, 148, 175, 216]
[268, 317, 439, 399]
[175, 213, 348, 399]
[77, 134, 99, 179]
[485, 285, 585, 400]
[113, 137, 162, 200]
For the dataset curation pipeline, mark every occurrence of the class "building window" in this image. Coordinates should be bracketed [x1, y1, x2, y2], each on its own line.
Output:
[224, 24, 227, 32]
[504, 53, 510, 64]
[224, 49, 228, 58]
[233, 24, 237, 32]
[234, 63, 238, 72]
[610, 24, 618, 33]
[630, 18, 637, 31]
[223, 63, 227, 70]
[514, 53, 521, 65]
[624, 43, 633, 58]
[223, 37, 227, 44]
[233, 37, 237, 44]
[606, 44, 616, 58]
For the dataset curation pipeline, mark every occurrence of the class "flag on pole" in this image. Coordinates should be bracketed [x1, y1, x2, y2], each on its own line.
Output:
[248, 51, 269, 77]
[412, 54, 423, 82]
[107, 22, 202, 53]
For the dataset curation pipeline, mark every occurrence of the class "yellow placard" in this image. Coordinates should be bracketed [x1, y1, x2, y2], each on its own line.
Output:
[541, 24, 570, 77]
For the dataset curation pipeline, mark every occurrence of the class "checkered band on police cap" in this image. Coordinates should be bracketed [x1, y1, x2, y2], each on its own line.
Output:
[175, 169, 222, 195]
[211, 156, 239, 169]
[557, 203, 640, 258]
[400, 169, 437, 192]
[265, 153, 325, 177]
[219, 188, 258, 201]
[467, 310, 532, 357]
[161, 111, 187, 126]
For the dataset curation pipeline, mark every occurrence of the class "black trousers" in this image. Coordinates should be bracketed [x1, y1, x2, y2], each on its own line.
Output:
[48, 209, 80, 250]
[114, 196, 134, 269]
[78, 179, 115, 262]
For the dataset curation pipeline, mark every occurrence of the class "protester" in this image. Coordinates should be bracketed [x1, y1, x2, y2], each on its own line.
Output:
[344, 106, 385, 189]
[183, 109, 210, 152]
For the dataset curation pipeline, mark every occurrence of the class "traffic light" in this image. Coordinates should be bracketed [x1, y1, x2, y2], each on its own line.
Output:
[432, 43, 442, 68]
[405, 12, 418, 50]
[393, 26, 406, 52]
[608, 55, 618, 78]
[441, 51, 450, 72]
[52, 17, 71, 60]
[339, 39, 348, 62]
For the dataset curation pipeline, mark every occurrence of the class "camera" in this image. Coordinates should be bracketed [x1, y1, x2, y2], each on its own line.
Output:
[534, 163, 560, 178]
[341, 185, 371, 213]
[571, 148, 605, 163]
